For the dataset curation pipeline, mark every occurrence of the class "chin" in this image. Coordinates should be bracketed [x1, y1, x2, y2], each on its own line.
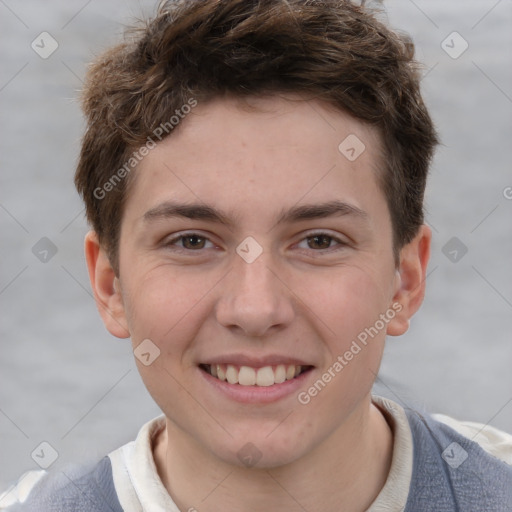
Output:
[204, 427, 312, 470]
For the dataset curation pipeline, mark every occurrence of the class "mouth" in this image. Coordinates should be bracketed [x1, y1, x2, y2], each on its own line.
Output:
[199, 363, 314, 387]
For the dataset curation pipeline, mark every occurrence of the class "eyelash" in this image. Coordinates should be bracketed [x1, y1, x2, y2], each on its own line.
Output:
[164, 231, 348, 255]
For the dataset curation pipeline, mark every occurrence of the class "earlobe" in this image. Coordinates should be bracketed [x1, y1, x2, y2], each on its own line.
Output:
[386, 224, 432, 337]
[84, 231, 130, 339]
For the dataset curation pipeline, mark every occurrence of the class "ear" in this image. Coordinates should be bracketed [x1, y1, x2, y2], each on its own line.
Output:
[386, 224, 431, 336]
[84, 231, 130, 338]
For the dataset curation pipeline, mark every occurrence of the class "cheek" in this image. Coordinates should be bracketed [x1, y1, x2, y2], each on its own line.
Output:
[298, 265, 391, 348]
[122, 265, 214, 353]
[294, 267, 390, 405]
[121, 268, 214, 415]
[294, 273, 388, 434]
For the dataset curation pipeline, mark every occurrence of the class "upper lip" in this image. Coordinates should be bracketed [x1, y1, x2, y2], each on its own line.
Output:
[200, 354, 314, 368]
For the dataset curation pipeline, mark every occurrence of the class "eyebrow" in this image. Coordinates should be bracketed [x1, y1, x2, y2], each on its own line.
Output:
[142, 199, 368, 228]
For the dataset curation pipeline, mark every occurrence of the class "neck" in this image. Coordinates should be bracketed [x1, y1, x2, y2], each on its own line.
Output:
[153, 396, 393, 512]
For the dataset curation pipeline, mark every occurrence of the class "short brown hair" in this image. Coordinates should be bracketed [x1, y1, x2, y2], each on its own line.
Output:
[75, 0, 438, 274]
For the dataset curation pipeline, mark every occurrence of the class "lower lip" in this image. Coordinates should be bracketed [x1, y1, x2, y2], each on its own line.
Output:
[199, 366, 314, 404]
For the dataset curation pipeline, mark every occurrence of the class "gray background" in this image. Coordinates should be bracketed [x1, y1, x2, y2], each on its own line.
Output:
[1, 0, 511, 490]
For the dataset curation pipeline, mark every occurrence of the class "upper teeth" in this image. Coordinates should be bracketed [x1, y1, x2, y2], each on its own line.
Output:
[207, 364, 302, 386]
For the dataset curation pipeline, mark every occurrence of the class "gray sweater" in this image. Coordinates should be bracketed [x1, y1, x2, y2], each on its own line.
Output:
[7, 406, 512, 511]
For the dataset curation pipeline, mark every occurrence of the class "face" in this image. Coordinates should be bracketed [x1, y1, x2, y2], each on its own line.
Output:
[88, 95, 429, 469]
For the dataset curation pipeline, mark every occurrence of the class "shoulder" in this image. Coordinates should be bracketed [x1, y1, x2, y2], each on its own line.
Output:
[0, 471, 46, 509]
[403, 406, 512, 511]
[0, 457, 123, 512]
[1, 416, 166, 512]
[431, 412, 512, 465]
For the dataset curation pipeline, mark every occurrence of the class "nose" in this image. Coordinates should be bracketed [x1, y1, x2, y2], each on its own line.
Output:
[214, 251, 295, 338]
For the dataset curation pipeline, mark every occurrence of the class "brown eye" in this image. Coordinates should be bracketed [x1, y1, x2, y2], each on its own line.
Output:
[181, 235, 206, 249]
[307, 234, 333, 250]
[296, 232, 348, 254]
[164, 232, 214, 252]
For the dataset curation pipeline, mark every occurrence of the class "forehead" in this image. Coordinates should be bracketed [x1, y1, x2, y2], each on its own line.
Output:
[123, 95, 387, 229]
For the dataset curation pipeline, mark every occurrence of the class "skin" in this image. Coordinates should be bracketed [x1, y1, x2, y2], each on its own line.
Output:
[85, 95, 431, 512]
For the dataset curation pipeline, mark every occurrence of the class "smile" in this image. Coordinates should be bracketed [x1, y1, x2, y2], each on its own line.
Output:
[199, 364, 313, 387]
